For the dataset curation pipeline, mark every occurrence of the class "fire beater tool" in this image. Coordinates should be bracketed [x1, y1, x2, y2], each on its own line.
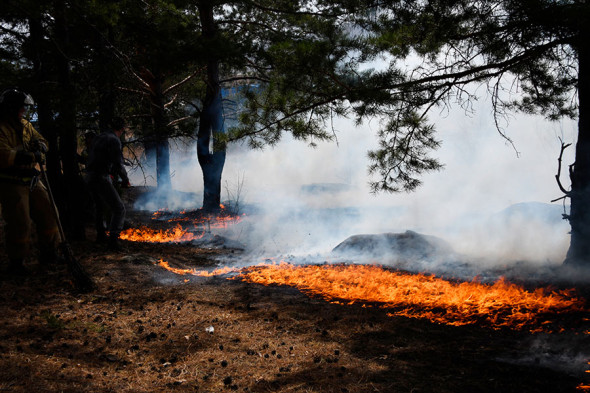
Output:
[39, 165, 96, 292]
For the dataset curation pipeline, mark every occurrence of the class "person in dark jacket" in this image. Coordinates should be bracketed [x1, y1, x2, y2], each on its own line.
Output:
[0, 88, 61, 275]
[85, 117, 130, 251]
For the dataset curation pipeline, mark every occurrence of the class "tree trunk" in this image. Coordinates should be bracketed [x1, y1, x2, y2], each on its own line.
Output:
[28, 9, 59, 181]
[197, 1, 227, 214]
[98, 26, 115, 131]
[198, 88, 226, 213]
[53, 0, 87, 239]
[564, 34, 590, 266]
[141, 68, 172, 189]
[156, 136, 171, 190]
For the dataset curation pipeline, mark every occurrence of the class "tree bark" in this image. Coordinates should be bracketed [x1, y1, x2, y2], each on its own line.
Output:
[141, 67, 172, 189]
[197, 1, 226, 214]
[564, 32, 590, 266]
[53, 0, 87, 239]
[98, 26, 115, 131]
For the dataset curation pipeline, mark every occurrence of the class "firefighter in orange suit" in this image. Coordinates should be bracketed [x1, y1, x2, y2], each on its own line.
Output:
[0, 88, 61, 275]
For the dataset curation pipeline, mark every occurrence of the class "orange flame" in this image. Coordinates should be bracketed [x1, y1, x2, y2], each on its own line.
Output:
[155, 261, 587, 332]
[234, 263, 586, 331]
[120, 224, 202, 243]
[156, 259, 239, 276]
[579, 361, 590, 392]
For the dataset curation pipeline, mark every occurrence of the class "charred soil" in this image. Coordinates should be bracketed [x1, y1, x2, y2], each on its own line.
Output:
[0, 187, 589, 393]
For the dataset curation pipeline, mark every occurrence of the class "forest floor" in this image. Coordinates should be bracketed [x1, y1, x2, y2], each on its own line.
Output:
[0, 187, 589, 393]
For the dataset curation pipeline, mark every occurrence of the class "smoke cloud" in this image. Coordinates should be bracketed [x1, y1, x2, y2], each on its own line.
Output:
[130, 98, 579, 279]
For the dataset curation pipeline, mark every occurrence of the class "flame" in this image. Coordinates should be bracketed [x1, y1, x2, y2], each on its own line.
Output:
[120, 224, 202, 243]
[156, 259, 239, 276]
[580, 362, 590, 391]
[154, 261, 587, 332]
[238, 263, 587, 332]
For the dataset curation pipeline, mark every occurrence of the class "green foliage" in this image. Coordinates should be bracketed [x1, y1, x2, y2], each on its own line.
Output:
[2, 0, 582, 196]
[348, 0, 584, 192]
[368, 107, 443, 193]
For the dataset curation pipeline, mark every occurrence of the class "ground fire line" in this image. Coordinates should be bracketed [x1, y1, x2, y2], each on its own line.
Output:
[119, 208, 243, 242]
[155, 259, 589, 334]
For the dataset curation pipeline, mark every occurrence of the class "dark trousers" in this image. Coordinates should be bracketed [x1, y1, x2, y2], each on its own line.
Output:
[85, 173, 125, 238]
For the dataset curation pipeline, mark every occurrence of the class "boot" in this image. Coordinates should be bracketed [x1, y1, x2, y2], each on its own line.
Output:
[7, 259, 29, 276]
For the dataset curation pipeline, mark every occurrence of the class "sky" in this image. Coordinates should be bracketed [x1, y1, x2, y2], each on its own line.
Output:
[131, 96, 579, 269]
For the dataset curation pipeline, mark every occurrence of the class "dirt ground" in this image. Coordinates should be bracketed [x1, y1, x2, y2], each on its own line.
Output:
[0, 187, 589, 393]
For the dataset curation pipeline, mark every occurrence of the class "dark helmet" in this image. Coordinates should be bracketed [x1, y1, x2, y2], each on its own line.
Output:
[0, 88, 35, 117]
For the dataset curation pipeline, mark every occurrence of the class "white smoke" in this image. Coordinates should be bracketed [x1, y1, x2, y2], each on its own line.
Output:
[130, 98, 579, 274]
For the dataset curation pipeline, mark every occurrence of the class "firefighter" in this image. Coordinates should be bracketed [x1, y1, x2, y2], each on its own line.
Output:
[85, 116, 130, 251]
[0, 88, 61, 275]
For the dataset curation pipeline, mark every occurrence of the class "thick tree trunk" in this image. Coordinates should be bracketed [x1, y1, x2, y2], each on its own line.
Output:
[564, 36, 590, 266]
[198, 88, 226, 213]
[28, 11, 59, 181]
[151, 76, 171, 190]
[98, 26, 115, 131]
[141, 68, 172, 189]
[197, 2, 226, 214]
[54, 0, 87, 239]
[156, 137, 171, 190]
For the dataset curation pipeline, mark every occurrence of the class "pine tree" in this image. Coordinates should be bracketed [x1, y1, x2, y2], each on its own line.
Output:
[352, 0, 587, 265]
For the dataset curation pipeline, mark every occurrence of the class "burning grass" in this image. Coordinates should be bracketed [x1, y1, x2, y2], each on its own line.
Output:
[118, 207, 243, 244]
[155, 261, 588, 334]
[120, 224, 203, 243]
[2, 245, 588, 393]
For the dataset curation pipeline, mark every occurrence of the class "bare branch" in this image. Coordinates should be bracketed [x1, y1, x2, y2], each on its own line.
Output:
[555, 138, 572, 196]
[163, 67, 205, 95]
[117, 86, 149, 96]
[164, 94, 178, 109]
[167, 116, 193, 128]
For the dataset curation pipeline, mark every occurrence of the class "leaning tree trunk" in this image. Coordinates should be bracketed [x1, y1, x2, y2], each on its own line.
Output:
[565, 37, 590, 266]
[197, 1, 226, 214]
